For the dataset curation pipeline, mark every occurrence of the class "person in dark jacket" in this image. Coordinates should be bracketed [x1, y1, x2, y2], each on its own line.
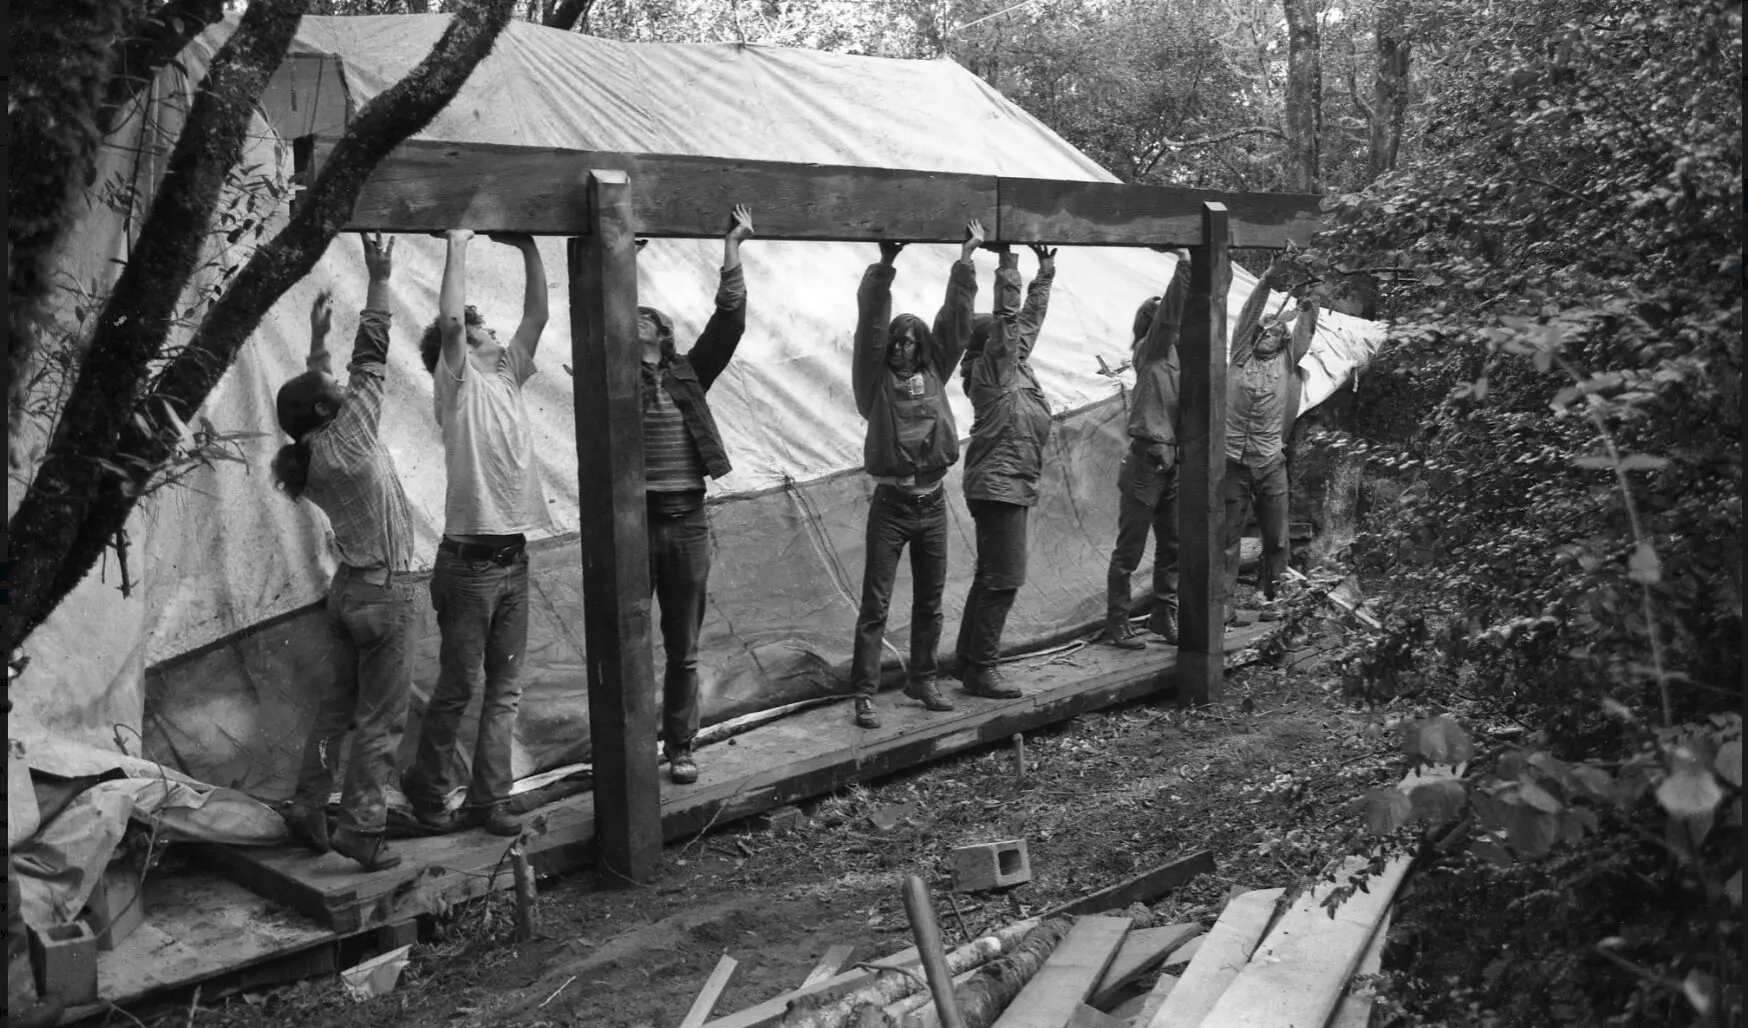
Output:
[1103, 248, 1191, 650]
[639, 204, 756, 784]
[952, 243, 1057, 699]
[847, 221, 986, 729]
[1224, 261, 1318, 626]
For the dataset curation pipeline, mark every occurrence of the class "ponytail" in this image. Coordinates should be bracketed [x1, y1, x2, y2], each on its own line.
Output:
[272, 440, 313, 501]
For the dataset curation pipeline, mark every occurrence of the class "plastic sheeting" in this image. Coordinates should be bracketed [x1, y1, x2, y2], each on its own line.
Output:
[11, 15, 1384, 802]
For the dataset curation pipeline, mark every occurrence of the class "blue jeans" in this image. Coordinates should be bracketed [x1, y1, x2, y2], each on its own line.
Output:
[955, 499, 1030, 670]
[649, 506, 713, 756]
[293, 566, 418, 833]
[1224, 457, 1291, 601]
[405, 550, 529, 810]
[1107, 443, 1180, 626]
[851, 485, 949, 696]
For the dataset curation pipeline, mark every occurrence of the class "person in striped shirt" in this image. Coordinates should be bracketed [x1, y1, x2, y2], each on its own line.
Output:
[270, 232, 417, 872]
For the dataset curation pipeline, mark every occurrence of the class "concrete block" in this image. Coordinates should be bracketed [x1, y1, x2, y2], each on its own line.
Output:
[29, 920, 98, 1006]
[950, 838, 1031, 892]
[84, 858, 145, 951]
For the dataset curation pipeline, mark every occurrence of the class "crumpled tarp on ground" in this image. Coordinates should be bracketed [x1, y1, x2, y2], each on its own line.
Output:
[12, 16, 1385, 806]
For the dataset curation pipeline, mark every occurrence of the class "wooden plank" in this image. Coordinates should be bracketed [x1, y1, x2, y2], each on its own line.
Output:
[1065, 1003, 1127, 1028]
[1087, 924, 1203, 1008]
[1042, 851, 1216, 920]
[306, 136, 995, 242]
[1141, 887, 1282, 1028]
[197, 623, 1277, 933]
[1175, 201, 1232, 706]
[999, 178, 1320, 249]
[1327, 909, 1391, 1028]
[705, 946, 923, 1028]
[802, 944, 857, 988]
[1130, 971, 1178, 1027]
[303, 136, 1318, 246]
[570, 170, 662, 886]
[1199, 856, 1401, 1028]
[991, 916, 1132, 1028]
[680, 954, 741, 1028]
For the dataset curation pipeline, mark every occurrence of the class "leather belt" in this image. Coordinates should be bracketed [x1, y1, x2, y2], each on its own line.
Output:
[439, 537, 526, 565]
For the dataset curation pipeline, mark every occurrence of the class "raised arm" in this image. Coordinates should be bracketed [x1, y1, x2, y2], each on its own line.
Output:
[306, 288, 334, 375]
[1289, 294, 1320, 367]
[689, 205, 755, 390]
[437, 228, 472, 375]
[1017, 244, 1056, 360]
[487, 233, 548, 365]
[981, 249, 1025, 388]
[1135, 249, 1190, 368]
[853, 241, 901, 418]
[1230, 260, 1291, 361]
[930, 219, 984, 380]
[339, 233, 396, 433]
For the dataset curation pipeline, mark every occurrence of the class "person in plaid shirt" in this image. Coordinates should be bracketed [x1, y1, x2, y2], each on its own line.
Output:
[270, 232, 417, 872]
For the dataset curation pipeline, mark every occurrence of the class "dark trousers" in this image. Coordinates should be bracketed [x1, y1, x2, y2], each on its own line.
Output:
[649, 506, 713, 755]
[955, 499, 1031, 670]
[293, 566, 417, 834]
[406, 550, 529, 811]
[1106, 444, 1180, 627]
[851, 485, 949, 695]
[1223, 457, 1291, 602]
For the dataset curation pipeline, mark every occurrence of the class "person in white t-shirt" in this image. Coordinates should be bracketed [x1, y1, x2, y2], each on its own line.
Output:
[404, 229, 551, 838]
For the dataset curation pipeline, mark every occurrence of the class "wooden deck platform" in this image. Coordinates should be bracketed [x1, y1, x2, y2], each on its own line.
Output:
[197, 624, 1268, 936]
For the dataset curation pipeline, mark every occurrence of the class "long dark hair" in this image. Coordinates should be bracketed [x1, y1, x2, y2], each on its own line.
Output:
[272, 440, 313, 501]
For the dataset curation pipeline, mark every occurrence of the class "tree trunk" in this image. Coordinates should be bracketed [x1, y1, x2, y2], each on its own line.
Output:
[543, 0, 592, 29]
[99, 0, 228, 133]
[3, 0, 520, 655]
[1369, 0, 1412, 180]
[1282, 0, 1322, 193]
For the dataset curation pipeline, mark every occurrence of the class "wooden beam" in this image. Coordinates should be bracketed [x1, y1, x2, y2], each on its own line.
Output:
[801, 944, 858, 988]
[1142, 888, 1282, 1028]
[1039, 849, 1215, 920]
[999, 178, 1320, 248]
[1176, 202, 1231, 706]
[1087, 923, 1204, 1008]
[990, 916, 1131, 1028]
[301, 136, 1319, 247]
[570, 170, 662, 886]
[680, 955, 741, 1028]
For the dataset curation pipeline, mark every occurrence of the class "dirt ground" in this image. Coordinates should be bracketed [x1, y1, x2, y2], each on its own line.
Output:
[116, 639, 1402, 1028]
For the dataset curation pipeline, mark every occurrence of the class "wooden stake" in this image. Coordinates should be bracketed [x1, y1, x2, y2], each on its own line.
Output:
[510, 841, 538, 942]
[1177, 201, 1231, 706]
[680, 954, 740, 1028]
[570, 168, 662, 886]
[901, 876, 971, 1028]
[1010, 734, 1026, 778]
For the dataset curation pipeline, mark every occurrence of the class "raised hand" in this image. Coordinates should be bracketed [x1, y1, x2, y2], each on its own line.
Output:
[727, 204, 756, 243]
[487, 231, 536, 251]
[360, 231, 394, 280]
[962, 218, 987, 260]
[310, 288, 333, 337]
[879, 240, 907, 264]
[1028, 243, 1058, 265]
[444, 228, 474, 244]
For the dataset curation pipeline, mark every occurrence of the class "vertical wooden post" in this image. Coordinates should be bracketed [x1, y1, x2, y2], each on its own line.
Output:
[1176, 202, 1230, 706]
[569, 169, 661, 885]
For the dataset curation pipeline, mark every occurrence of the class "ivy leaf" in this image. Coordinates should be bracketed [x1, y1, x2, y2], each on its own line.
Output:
[1407, 778, 1469, 822]
[1656, 769, 1724, 818]
[1502, 801, 1558, 858]
[1726, 869, 1742, 909]
[1627, 543, 1661, 585]
[1513, 781, 1563, 814]
[1364, 787, 1413, 835]
[1405, 715, 1475, 766]
[1469, 836, 1513, 867]
[1714, 740, 1741, 787]
[1682, 970, 1717, 1015]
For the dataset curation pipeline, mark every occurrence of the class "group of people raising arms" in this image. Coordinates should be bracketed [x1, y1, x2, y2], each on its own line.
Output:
[267, 210, 1315, 870]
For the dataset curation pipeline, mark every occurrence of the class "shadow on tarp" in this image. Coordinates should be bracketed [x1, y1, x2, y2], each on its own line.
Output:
[140, 398, 1136, 802]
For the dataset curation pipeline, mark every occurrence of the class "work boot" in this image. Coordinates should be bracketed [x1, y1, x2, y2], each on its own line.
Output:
[1100, 618, 1148, 650]
[854, 695, 881, 729]
[1147, 605, 1180, 645]
[331, 827, 403, 871]
[1225, 604, 1254, 629]
[668, 748, 700, 785]
[902, 675, 956, 712]
[467, 802, 523, 837]
[407, 798, 460, 834]
[284, 801, 331, 854]
[961, 664, 1022, 700]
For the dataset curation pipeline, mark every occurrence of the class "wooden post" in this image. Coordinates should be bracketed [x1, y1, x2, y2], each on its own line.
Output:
[570, 169, 661, 885]
[902, 876, 971, 1028]
[1176, 202, 1230, 706]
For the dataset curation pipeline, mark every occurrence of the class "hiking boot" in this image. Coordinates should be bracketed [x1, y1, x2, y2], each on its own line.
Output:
[961, 665, 1022, 700]
[331, 827, 402, 871]
[407, 799, 460, 834]
[1147, 605, 1180, 645]
[668, 749, 700, 785]
[902, 676, 956, 712]
[284, 801, 331, 854]
[467, 802, 523, 837]
[1100, 620, 1148, 650]
[1225, 605, 1254, 629]
[854, 696, 881, 729]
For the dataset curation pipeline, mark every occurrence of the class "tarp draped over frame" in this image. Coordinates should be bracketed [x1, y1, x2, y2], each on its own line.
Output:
[11, 16, 1383, 809]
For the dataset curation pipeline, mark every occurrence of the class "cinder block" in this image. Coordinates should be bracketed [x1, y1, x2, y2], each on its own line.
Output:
[29, 920, 98, 1006]
[951, 838, 1032, 892]
[84, 858, 145, 951]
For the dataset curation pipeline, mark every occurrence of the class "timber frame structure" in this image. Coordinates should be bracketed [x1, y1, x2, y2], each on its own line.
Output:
[302, 134, 1323, 887]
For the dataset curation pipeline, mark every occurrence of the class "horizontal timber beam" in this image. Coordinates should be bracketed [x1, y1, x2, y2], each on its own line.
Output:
[300, 136, 1322, 247]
